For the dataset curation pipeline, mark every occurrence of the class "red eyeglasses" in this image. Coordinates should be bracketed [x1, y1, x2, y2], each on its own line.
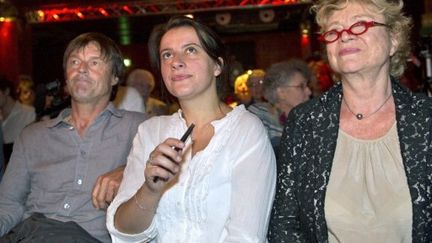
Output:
[319, 21, 388, 44]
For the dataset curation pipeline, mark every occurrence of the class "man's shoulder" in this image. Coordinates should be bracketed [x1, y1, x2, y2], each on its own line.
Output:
[118, 109, 148, 120]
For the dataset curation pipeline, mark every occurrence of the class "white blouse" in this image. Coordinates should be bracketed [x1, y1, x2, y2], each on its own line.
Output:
[107, 105, 276, 243]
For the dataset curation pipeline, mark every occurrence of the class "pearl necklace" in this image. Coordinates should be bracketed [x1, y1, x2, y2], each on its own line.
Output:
[343, 93, 392, 120]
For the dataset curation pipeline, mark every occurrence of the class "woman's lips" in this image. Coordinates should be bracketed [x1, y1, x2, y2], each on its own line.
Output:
[172, 74, 192, 81]
[339, 47, 360, 56]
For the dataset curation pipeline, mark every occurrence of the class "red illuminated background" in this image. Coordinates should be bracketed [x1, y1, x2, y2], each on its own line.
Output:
[0, 0, 429, 86]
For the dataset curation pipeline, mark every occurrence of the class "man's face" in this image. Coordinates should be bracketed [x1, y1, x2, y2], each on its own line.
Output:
[65, 42, 118, 104]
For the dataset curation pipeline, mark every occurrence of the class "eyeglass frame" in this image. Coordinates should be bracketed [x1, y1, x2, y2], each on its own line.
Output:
[283, 82, 309, 90]
[319, 21, 388, 44]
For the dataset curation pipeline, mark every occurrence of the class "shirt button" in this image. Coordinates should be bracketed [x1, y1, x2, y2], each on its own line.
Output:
[64, 203, 71, 209]
[77, 179, 83, 185]
[69, 126, 74, 130]
[80, 151, 86, 156]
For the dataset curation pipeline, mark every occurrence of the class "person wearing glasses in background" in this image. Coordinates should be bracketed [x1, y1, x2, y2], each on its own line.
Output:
[268, 0, 432, 242]
[248, 59, 312, 152]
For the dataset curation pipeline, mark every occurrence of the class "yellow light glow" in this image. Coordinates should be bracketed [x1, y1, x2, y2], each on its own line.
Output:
[123, 58, 132, 67]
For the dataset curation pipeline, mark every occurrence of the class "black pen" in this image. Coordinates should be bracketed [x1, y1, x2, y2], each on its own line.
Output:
[153, 123, 195, 183]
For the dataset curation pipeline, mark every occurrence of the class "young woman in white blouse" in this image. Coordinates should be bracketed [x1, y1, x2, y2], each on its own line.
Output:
[106, 16, 276, 243]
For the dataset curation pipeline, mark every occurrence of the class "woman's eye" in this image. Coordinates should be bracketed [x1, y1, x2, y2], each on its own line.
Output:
[186, 47, 197, 54]
[161, 52, 172, 60]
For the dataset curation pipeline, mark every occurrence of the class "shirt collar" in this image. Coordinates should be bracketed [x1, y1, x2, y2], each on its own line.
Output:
[46, 102, 122, 128]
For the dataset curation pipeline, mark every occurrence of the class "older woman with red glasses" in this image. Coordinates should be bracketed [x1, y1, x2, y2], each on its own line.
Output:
[268, 0, 432, 242]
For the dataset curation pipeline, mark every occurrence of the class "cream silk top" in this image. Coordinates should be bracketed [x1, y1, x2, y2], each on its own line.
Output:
[107, 105, 276, 243]
[325, 122, 412, 243]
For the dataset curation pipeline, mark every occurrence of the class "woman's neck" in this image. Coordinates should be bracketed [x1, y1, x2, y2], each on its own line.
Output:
[275, 102, 293, 116]
[181, 100, 228, 127]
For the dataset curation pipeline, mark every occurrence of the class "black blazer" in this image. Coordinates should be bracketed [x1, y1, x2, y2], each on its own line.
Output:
[268, 79, 432, 243]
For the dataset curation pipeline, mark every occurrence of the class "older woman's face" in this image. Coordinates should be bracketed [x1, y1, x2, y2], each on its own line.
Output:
[276, 72, 311, 108]
[324, 2, 397, 77]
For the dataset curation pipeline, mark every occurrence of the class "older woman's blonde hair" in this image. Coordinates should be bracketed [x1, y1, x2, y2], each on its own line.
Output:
[311, 0, 412, 78]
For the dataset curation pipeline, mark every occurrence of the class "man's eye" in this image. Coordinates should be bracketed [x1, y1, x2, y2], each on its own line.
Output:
[70, 59, 79, 65]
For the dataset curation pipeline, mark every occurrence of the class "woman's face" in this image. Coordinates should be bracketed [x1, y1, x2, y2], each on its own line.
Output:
[247, 75, 265, 101]
[324, 3, 397, 77]
[159, 26, 222, 101]
[276, 72, 311, 108]
[19, 87, 35, 105]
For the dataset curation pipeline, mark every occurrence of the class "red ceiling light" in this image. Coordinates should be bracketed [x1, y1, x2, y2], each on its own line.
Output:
[25, 0, 312, 23]
[98, 8, 109, 17]
[75, 11, 84, 19]
[122, 6, 134, 15]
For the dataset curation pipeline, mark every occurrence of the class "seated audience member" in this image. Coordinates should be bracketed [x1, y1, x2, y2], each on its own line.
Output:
[0, 126, 3, 181]
[248, 59, 312, 149]
[269, 0, 432, 242]
[34, 80, 71, 121]
[112, 84, 146, 113]
[0, 77, 36, 164]
[232, 72, 252, 107]
[246, 69, 266, 103]
[0, 32, 147, 242]
[126, 68, 169, 117]
[107, 16, 276, 242]
[16, 75, 36, 107]
[307, 54, 335, 97]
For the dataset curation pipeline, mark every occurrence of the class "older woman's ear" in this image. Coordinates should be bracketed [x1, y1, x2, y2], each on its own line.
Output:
[389, 33, 400, 57]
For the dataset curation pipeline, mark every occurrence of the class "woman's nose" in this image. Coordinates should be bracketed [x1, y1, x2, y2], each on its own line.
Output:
[171, 55, 185, 70]
[340, 30, 355, 42]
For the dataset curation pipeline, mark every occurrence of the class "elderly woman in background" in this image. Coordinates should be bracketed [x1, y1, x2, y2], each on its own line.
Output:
[269, 0, 432, 242]
[248, 59, 312, 150]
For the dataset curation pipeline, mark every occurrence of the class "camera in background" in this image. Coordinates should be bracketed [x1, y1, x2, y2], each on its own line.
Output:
[34, 79, 70, 121]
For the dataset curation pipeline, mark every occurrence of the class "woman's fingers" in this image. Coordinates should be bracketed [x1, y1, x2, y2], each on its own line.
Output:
[144, 138, 184, 187]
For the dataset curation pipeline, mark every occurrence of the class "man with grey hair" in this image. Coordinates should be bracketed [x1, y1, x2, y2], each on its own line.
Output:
[126, 68, 169, 117]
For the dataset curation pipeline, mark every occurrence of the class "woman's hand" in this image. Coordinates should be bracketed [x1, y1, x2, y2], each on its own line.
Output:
[144, 138, 185, 192]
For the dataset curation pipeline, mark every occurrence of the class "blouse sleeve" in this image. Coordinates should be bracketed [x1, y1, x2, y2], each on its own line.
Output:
[224, 115, 277, 242]
[106, 121, 159, 243]
[267, 110, 307, 243]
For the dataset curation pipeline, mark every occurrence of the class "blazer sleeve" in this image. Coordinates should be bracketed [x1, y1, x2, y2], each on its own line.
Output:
[268, 110, 307, 243]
